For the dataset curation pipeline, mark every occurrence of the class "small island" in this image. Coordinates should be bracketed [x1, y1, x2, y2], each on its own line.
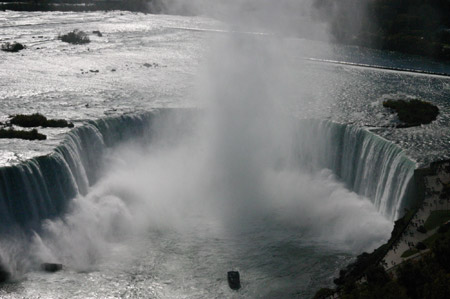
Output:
[58, 30, 90, 45]
[1, 42, 25, 53]
[10, 113, 74, 128]
[383, 99, 439, 128]
[0, 113, 74, 141]
[0, 128, 46, 140]
[314, 160, 450, 299]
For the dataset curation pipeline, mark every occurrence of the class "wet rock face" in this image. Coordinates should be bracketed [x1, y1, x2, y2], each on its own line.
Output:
[41, 263, 63, 273]
[0, 263, 10, 283]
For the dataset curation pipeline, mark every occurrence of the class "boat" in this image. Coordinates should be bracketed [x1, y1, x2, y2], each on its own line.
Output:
[227, 271, 241, 290]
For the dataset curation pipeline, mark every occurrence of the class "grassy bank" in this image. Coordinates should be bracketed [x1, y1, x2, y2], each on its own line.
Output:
[325, 208, 417, 289]
[315, 224, 450, 298]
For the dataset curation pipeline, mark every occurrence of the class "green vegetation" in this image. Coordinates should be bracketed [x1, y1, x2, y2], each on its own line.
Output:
[313, 287, 335, 299]
[1, 42, 25, 53]
[416, 242, 427, 250]
[314, 0, 450, 60]
[423, 233, 442, 248]
[10, 113, 74, 128]
[416, 225, 427, 234]
[401, 248, 418, 258]
[438, 222, 450, 233]
[383, 99, 439, 127]
[317, 228, 450, 298]
[401, 233, 442, 258]
[59, 30, 90, 45]
[0, 128, 46, 140]
[0, 113, 73, 141]
[425, 210, 450, 230]
[332, 208, 416, 287]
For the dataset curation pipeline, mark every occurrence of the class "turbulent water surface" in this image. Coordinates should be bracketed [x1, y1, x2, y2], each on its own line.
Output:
[1, 10, 450, 298]
[1, 11, 450, 165]
[0, 110, 394, 298]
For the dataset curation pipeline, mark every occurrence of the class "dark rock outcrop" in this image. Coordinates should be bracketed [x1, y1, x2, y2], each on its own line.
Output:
[0, 128, 47, 140]
[1, 42, 25, 53]
[59, 30, 90, 45]
[10, 113, 74, 128]
[0, 263, 10, 283]
[41, 263, 63, 273]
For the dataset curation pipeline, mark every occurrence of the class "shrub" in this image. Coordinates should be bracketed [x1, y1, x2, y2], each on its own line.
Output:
[313, 287, 335, 299]
[59, 30, 90, 45]
[45, 119, 74, 128]
[424, 210, 450, 230]
[1, 42, 25, 52]
[0, 128, 46, 140]
[366, 265, 391, 285]
[417, 225, 427, 233]
[433, 232, 450, 271]
[397, 260, 429, 299]
[11, 113, 47, 127]
[438, 222, 450, 234]
[10, 113, 74, 128]
[331, 209, 416, 287]
[416, 242, 427, 250]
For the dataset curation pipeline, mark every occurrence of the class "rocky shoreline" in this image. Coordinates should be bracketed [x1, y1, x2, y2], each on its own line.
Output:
[315, 160, 450, 298]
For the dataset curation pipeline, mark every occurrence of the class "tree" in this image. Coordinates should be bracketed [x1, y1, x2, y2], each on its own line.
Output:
[433, 232, 450, 271]
[424, 273, 450, 299]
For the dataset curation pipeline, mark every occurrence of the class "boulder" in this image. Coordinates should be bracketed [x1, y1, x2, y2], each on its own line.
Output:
[1, 42, 25, 53]
[92, 30, 103, 37]
[41, 263, 63, 272]
[0, 264, 10, 283]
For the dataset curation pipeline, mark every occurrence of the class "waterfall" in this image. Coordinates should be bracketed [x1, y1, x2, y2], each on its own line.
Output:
[294, 119, 416, 220]
[0, 111, 160, 232]
[0, 154, 77, 230]
[0, 110, 416, 232]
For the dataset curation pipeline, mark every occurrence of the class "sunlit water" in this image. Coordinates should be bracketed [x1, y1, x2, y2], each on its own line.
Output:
[0, 224, 351, 298]
[1, 11, 450, 166]
[1, 10, 450, 298]
[0, 213, 355, 298]
[0, 130, 392, 298]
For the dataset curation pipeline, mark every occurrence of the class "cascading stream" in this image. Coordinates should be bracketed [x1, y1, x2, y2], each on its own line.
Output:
[0, 111, 415, 232]
[0, 109, 416, 298]
[295, 119, 416, 220]
[0, 112, 157, 231]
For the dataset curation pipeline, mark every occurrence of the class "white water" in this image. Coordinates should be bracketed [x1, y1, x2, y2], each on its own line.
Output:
[1, 3, 447, 297]
[294, 120, 416, 220]
[0, 109, 397, 298]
